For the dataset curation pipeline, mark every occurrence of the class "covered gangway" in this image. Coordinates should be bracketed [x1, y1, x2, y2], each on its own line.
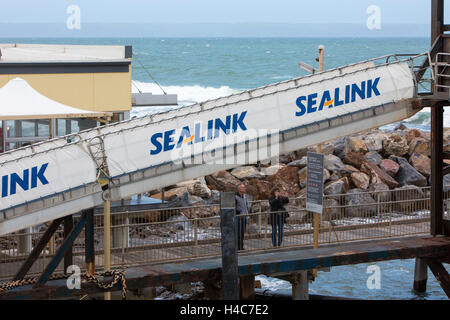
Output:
[0, 77, 112, 151]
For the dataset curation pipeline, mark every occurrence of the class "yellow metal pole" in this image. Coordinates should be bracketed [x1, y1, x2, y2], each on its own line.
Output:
[104, 199, 111, 300]
[313, 47, 324, 278]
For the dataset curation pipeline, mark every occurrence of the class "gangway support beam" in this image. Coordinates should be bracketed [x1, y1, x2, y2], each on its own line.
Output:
[34, 212, 87, 287]
[426, 258, 450, 298]
[13, 217, 65, 281]
[63, 215, 74, 273]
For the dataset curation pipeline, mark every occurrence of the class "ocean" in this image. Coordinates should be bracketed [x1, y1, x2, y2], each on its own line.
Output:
[2, 37, 449, 299]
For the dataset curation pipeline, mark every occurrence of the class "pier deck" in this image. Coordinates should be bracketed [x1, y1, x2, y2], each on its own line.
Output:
[2, 235, 449, 300]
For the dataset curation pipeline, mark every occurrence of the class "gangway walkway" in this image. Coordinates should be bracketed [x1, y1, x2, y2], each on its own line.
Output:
[0, 53, 436, 236]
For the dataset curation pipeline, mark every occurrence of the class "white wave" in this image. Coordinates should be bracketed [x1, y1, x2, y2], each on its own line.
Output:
[130, 81, 238, 118]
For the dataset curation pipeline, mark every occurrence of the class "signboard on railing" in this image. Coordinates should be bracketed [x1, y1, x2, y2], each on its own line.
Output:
[306, 152, 324, 214]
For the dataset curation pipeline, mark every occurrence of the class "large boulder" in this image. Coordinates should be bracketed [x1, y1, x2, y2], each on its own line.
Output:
[409, 153, 431, 177]
[287, 157, 307, 168]
[364, 133, 385, 152]
[344, 188, 377, 217]
[394, 160, 427, 187]
[393, 185, 426, 214]
[279, 152, 297, 164]
[231, 166, 265, 179]
[351, 172, 370, 190]
[405, 129, 422, 143]
[364, 151, 383, 166]
[205, 170, 242, 192]
[261, 164, 285, 176]
[349, 137, 368, 153]
[368, 183, 391, 204]
[268, 166, 301, 197]
[379, 159, 400, 177]
[408, 137, 431, 156]
[333, 137, 349, 159]
[307, 142, 335, 155]
[343, 152, 366, 169]
[324, 177, 349, 196]
[338, 165, 360, 178]
[360, 161, 400, 189]
[324, 154, 346, 172]
[382, 133, 409, 157]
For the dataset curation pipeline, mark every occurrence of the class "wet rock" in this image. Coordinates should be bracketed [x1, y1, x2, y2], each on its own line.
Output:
[382, 133, 409, 157]
[324, 154, 346, 172]
[349, 137, 368, 153]
[393, 185, 426, 213]
[231, 166, 265, 179]
[360, 161, 400, 189]
[409, 153, 431, 177]
[394, 160, 427, 187]
[364, 151, 383, 165]
[351, 172, 370, 190]
[379, 159, 400, 177]
[343, 152, 366, 169]
[364, 133, 385, 152]
[344, 188, 377, 217]
[394, 123, 407, 131]
[408, 137, 430, 156]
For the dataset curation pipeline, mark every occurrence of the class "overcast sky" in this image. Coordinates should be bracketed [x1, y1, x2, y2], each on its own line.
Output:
[0, 0, 441, 24]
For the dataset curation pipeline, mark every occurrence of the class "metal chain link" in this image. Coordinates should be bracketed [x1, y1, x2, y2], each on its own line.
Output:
[0, 270, 127, 300]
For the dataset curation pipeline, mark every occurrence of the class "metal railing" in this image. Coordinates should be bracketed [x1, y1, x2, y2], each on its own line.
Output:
[434, 52, 450, 91]
[1, 186, 448, 281]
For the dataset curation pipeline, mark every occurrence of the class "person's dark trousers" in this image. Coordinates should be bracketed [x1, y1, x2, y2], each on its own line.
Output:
[271, 214, 284, 247]
[237, 215, 247, 250]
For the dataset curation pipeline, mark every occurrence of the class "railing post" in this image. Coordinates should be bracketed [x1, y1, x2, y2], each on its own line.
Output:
[220, 192, 239, 300]
[194, 218, 199, 257]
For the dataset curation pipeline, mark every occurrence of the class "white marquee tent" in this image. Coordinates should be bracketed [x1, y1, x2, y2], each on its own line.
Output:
[0, 77, 111, 120]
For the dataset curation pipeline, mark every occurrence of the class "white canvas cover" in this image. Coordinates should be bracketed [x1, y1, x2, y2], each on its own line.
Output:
[0, 77, 110, 120]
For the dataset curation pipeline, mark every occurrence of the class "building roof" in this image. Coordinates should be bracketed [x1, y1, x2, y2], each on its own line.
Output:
[0, 77, 111, 120]
[0, 43, 131, 62]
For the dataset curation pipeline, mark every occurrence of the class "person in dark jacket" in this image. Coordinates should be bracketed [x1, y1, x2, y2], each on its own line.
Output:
[235, 183, 249, 251]
[269, 187, 289, 247]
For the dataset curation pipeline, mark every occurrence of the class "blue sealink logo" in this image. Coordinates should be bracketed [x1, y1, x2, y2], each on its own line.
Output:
[295, 77, 381, 117]
[149, 111, 248, 156]
[1, 163, 49, 198]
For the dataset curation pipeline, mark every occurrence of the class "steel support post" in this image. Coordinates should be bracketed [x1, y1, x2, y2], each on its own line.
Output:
[34, 212, 87, 287]
[220, 192, 239, 300]
[14, 217, 64, 281]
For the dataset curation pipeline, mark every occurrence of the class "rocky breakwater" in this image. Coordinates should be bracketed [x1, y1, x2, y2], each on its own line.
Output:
[145, 126, 450, 223]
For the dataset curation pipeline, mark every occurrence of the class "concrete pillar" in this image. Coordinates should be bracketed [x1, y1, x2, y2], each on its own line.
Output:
[413, 258, 428, 293]
[17, 227, 32, 254]
[239, 275, 255, 300]
[291, 271, 309, 300]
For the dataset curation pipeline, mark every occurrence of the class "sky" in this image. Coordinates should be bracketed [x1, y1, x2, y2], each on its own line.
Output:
[0, 0, 442, 25]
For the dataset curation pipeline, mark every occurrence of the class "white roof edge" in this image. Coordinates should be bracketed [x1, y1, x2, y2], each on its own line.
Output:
[0, 43, 130, 62]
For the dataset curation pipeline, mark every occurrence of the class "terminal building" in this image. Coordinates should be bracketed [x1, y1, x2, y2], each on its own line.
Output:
[0, 43, 133, 152]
